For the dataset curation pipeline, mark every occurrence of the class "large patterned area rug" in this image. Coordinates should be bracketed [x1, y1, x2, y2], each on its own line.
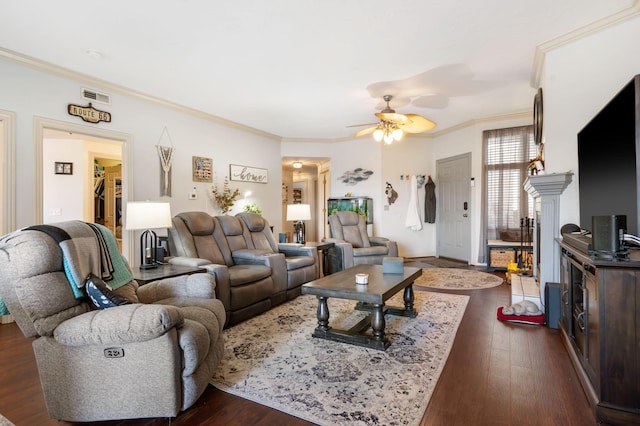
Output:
[413, 268, 503, 290]
[0, 414, 15, 426]
[210, 291, 469, 426]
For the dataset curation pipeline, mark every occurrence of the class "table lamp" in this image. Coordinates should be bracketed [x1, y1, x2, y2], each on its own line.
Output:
[287, 204, 311, 244]
[125, 201, 172, 269]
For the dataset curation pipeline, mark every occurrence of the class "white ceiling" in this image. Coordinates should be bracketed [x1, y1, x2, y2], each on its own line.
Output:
[1, 0, 636, 140]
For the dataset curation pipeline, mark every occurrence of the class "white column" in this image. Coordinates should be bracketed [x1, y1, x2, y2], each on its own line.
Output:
[524, 172, 572, 308]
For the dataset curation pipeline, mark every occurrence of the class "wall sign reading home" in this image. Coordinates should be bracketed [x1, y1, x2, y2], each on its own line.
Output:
[230, 164, 268, 184]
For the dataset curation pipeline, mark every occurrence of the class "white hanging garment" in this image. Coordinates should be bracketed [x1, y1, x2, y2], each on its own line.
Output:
[405, 175, 423, 231]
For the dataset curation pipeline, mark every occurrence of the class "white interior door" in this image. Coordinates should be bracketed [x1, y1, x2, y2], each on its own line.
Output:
[437, 153, 471, 262]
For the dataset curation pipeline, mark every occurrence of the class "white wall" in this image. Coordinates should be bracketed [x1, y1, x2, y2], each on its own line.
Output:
[542, 14, 640, 232]
[1, 58, 283, 266]
[42, 139, 84, 223]
[4, 13, 638, 266]
[378, 136, 433, 258]
[283, 115, 532, 263]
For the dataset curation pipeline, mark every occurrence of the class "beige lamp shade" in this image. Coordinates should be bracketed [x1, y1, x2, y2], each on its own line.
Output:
[286, 204, 311, 221]
[125, 202, 172, 230]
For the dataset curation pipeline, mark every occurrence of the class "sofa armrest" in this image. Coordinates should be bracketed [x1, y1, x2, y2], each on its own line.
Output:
[323, 238, 354, 271]
[53, 304, 184, 346]
[369, 236, 389, 245]
[278, 244, 316, 257]
[232, 249, 279, 266]
[370, 237, 398, 257]
[195, 264, 231, 323]
[168, 256, 213, 268]
[232, 250, 287, 294]
[137, 273, 216, 303]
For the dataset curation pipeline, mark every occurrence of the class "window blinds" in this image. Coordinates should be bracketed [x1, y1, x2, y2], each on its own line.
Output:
[484, 125, 536, 240]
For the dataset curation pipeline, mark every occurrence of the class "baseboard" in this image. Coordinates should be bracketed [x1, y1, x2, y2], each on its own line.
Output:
[1, 314, 14, 324]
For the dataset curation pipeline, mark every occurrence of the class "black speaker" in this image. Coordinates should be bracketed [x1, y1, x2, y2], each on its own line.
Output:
[545, 282, 561, 329]
[592, 215, 626, 253]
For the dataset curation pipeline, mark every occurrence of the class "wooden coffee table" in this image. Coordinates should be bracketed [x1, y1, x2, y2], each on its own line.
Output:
[301, 264, 422, 350]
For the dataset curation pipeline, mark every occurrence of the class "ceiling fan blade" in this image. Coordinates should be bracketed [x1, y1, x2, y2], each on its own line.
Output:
[354, 127, 377, 138]
[375, 112, 409, 124]
[346, 122, 379, 128]
[400, 114, 437, 133]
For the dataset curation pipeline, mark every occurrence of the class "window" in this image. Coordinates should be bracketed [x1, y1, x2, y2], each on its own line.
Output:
[483, 126, 537, 245]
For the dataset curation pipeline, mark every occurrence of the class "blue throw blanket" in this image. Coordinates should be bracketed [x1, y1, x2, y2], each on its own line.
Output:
[25, 221, 133, 299]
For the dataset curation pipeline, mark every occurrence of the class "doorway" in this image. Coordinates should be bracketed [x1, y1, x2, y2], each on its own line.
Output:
[436, 153, 471, 262]
[94, 159, 123, 251]
[0, 109, 16, 235]
[35, 117, 133, 261]
[282, 157, 330, 243]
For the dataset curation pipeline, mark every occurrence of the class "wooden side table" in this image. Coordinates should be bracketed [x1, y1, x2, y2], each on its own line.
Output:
[133, 264, 206, 285]
[304, 241, 335, 276]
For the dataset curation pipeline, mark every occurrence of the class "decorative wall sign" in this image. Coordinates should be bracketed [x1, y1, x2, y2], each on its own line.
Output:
[55, 162, 73, 175]
[67, 103, 111, 124]
[192, 156, 213, 182]
[337, 168, 373, 186]
[230, 164, 268, 184]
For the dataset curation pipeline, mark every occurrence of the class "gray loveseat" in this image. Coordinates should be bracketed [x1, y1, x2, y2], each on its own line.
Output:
[0, 225, 226, 422]
[168, 212, 319, 326]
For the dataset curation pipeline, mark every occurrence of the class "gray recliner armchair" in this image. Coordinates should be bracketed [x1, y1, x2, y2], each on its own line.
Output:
[324, 211, 398, 272]
[0, 225, 226, 422]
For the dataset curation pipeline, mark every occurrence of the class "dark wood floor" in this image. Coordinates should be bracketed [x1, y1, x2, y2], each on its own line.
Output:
[0, 263, 602, 426]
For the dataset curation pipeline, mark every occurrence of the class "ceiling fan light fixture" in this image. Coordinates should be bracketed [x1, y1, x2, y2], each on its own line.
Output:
[392, 128, 403, 141]
[383, 132, 394, 145]
[373, 128, 384, 142]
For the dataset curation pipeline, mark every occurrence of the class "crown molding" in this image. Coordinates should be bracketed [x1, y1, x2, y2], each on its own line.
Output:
[0, 48, 536, 144]
[0, 47, 281, 142]
[530, 1, 640, 88]
[422, 111, 532, 138]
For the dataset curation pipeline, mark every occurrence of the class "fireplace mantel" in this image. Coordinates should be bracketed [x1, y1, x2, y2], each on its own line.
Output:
[524, 172, 573, 308]
[524, 173, 573, 198]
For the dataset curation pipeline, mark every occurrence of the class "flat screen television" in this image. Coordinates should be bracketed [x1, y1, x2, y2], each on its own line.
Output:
[578, 74, 640, 237]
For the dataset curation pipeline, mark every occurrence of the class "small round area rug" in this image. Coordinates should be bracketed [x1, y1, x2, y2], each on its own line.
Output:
[414, 267, 503, 290]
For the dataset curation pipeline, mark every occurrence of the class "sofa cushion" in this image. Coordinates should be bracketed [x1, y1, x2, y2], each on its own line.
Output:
[180, 212, 215, 236]
[228, 265, 272, 287]
[241, 213, 266, 232]
[217, 215, 243, 236]
[343, 227, 366, 248]
[85, 273, 131, 309]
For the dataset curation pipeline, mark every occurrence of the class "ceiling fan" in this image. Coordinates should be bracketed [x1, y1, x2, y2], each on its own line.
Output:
[351, 95, 436, 144]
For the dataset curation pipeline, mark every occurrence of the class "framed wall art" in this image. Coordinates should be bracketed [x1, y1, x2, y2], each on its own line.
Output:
[192, 156, 213, 183]
[55, 162, 73, 175]
[230, 164, 268, 184]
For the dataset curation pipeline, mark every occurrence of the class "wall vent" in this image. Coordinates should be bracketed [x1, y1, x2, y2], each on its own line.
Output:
[81, 88, 111, 105]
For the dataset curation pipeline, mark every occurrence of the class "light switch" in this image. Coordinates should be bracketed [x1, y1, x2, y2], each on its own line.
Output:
[189, 187, 197, 200]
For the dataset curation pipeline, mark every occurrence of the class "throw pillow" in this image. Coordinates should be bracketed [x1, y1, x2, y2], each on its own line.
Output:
[85, 273, 131, 309]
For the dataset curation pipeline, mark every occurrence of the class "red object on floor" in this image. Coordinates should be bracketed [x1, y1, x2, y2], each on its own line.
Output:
[496, 307, 545, 325]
